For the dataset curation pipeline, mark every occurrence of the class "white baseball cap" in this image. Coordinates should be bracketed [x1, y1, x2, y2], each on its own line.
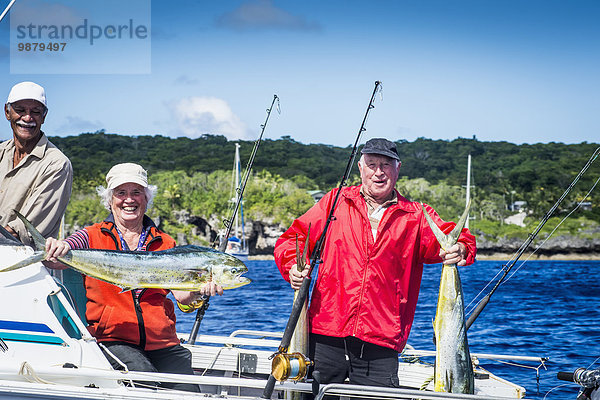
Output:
[6, 81, 47, 107]
[105, 163, 148, 190]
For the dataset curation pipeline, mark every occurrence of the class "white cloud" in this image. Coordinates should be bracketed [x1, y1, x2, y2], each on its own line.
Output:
[217, 0, 320, 31]
[56, 116, 104, 135]
[11, 0, 84, 27]
[174, 97, 247, 140]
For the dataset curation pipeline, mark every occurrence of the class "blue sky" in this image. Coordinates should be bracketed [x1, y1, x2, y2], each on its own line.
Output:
[0, 0, 598, 146]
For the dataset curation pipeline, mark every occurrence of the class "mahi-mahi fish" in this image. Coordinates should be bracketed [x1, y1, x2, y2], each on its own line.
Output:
[421, 201, 474, 394]
[0, 211, 251, 292]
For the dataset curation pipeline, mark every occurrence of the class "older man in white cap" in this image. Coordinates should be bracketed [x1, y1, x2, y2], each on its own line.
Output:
[0, 81, 72, 246]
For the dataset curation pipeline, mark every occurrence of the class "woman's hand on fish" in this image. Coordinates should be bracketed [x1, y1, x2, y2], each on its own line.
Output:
[440, 243, 467, 266]
[173, 282, 223, 305]
[198, 281, 223, 297]
[289, 263, 309, 290]
[42, 237, 71, 269]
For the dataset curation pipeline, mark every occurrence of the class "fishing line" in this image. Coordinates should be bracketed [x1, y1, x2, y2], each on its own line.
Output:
[187, 94, 280, 345]
[464, 268, 504, 314]
[502, 174, 600, 285]
[221, 95, 281, 245]
[361, 84, 383, 129]
[466, 172, 600, 315]
[465, 147, 600, 328]
[587, 355, 600, 370]
[542, 384, 573, 400]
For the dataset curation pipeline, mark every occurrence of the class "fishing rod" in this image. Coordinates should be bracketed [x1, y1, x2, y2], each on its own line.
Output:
[262, 80, 382, 399]
[466, 146, 600, 330]
[186, 94, 280, 345]
[217, 94, 280, 253]
[0, 0, 17, 24]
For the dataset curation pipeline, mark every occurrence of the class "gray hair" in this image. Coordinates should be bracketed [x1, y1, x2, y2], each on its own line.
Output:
[96, 184, 157, 212]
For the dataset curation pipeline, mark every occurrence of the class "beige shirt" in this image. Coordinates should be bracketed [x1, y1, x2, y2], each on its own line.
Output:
[0, 133, 73, 247]
[360, 187, 398, 240]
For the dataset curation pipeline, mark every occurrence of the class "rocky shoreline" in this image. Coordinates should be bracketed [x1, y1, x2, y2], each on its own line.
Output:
[475, 233, 600, 260]
[476, 252, 600, 261]
[250, 252, 600, 261]
[177, 214, 600, 261]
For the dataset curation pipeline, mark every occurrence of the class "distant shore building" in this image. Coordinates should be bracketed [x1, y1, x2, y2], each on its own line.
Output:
[510, 201, 527, 212]
[580, 201, 592, 211]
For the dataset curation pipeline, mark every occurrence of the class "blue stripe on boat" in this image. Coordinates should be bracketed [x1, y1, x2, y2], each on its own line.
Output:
[0, 332, 65, 346]
[0, 320, 54, 333]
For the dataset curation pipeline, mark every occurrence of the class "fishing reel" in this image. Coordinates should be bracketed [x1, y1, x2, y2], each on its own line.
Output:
[557, 368, 600, 400]
[270, 352, 312, 382]
[176, 295, 209, 313]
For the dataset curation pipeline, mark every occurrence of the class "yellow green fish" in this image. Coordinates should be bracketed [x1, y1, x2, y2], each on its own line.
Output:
[421, 201, 474, 394]
[1, 211, 251, 292]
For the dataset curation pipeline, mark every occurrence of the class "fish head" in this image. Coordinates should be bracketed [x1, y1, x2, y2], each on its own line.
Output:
[211, 255, 251, 290]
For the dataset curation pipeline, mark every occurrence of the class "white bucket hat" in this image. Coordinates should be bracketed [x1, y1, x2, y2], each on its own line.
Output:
[105, 163, 148, 190]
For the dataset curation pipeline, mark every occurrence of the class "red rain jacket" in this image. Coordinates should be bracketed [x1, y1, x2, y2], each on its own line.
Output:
[274, 185, 476, 352]
[84, 220, 180, 351]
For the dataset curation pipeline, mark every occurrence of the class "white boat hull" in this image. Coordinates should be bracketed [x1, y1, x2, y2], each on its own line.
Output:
[0, 239, 537, 400]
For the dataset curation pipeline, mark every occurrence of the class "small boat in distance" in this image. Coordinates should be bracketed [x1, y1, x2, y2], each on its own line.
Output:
[225, 143, 249, 260]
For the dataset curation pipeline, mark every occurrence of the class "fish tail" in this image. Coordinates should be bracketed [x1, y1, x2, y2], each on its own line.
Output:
[0, 252, 45, 272]
[447, 200, 471, 243]
[14, 210, 47, 251]
[421, 200, 471, 249]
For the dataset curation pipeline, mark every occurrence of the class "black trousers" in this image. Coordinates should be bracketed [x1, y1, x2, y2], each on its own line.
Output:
[100, 341, 200, 392]
[310, 334, 400, 388]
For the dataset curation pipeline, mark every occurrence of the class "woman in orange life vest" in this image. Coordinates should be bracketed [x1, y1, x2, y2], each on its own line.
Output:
[44, 163, 223, 392]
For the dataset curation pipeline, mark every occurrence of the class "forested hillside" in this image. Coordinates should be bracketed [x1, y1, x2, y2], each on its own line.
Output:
[50, 132, 600, 247]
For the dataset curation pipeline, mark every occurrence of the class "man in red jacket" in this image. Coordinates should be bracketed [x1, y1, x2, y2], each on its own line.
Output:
[274, 138, 476, 388]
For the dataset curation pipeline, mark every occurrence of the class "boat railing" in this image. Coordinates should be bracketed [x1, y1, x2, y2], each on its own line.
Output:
[229, 329, 282, 339]
[179, 330, 282, 348]
[185, 330, 546, 364]
[314, 383, 535, 400]
[403, 349, 547, 363]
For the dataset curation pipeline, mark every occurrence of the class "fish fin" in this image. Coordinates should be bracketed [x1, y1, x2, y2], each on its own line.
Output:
[0, 252, 45, 272]
[184, 267, 210, 275]
[14, 210, 47, 251]
[421, 200, 471, 250]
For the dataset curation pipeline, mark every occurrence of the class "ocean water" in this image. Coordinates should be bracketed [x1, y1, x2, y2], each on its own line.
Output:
[174, 259, 600, 399]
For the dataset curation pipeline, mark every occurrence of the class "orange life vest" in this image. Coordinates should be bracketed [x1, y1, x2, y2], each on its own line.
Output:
[84, 220, 180, 351]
